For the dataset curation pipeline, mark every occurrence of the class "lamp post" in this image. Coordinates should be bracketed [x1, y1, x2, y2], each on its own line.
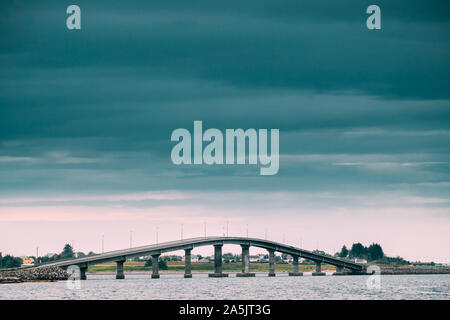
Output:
[129, 231, 133, 248]
[226, 220, 229, 237]
[156, 227, 159, 244]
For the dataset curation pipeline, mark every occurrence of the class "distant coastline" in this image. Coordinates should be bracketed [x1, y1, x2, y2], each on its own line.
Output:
[380, 266, 450, 275]
[69, 262, 450, 276]
[2, 265, 450, 284]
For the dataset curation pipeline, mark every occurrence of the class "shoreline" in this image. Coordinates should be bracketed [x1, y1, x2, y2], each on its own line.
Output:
[380, 267, 450, 275]
[2, 266, 450, 284]
[86, 268, 450, 276]
[2, 271, 449, 283]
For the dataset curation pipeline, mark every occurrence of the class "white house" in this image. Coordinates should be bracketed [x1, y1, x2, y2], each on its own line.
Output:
[353, 258, 367, 264]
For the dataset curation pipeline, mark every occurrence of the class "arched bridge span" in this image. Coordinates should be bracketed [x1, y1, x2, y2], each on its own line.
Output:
[39, 237, 366, 279]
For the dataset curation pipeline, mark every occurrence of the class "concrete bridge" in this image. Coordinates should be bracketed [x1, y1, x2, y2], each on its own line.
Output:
[40, 236, 366, 279]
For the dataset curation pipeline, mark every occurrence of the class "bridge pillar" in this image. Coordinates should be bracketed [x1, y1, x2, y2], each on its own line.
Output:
[268, 250, 276, 277]
[208, 244, 228, 277]
[79, 264, 88, 280]
[236, 245, 255, 277]
[151, 254, 160, 279]
[184, 249, 192, 278]
[289, 255, 303, 276]
[116, 260, 125, 279]
[333, 265, 347, 275]
[312, 262, 326, 276]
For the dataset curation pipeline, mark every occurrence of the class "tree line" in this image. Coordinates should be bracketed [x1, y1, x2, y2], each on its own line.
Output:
[36, 244, 97, 263]
[336, 242, 384, 261]
[0, 253, 23, 268]
[0, 244, 97, 269]
[335, 242, 410, 265]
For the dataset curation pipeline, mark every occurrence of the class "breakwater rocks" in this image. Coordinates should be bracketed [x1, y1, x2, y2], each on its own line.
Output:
[381, 267, 450, 275]
[0, 266, 69, 283]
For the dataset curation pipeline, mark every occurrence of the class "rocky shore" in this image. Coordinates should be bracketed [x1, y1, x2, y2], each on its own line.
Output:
[0, 266, 68, 283]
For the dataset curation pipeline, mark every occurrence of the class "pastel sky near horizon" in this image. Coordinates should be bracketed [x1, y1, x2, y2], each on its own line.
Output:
[1, 1, 449, 262]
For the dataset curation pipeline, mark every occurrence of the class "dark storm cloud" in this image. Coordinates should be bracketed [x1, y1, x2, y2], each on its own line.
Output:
[1, 72, 449, 142]
[1, 0, 449, 98]
[0, 0, 449, 195]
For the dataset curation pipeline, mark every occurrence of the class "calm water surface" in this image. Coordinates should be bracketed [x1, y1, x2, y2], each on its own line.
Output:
[1, 273, 449, 300]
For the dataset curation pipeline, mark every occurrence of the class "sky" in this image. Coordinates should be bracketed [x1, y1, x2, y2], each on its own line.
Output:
[0, 0, 449, 262]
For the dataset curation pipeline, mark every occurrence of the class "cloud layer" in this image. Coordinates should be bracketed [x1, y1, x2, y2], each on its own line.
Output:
[0, 0, 449, 261]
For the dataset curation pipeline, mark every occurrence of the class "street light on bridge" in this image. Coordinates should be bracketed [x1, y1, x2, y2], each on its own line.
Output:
[156, 226, 159, 244]
[129, 231, 133, 248]
[226, 220, 229, 237]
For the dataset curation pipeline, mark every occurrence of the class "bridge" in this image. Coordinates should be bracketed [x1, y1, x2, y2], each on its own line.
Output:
[40, 236, 366, 279]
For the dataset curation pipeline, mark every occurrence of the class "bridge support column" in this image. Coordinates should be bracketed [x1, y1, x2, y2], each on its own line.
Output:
[237, 245, 255, 277]
[151, 254, 160, 279]
[312, 262, 326, 276]
[208, 244, 228, 277]
[333, 265, 347, 275]
[268, 250, 276, 277]
[289, 255, 303, 276]
[116, 260, 125, 279]
[79, 264, 88, 280]
[184, 249, 192, 278]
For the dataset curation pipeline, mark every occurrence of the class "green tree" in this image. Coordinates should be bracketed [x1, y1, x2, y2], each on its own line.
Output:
[1, 255, 23, 268]
[367, 243, 384, 261]
[159, 260, 168, 270]
[349, 243, 367, 259]
[338, 245, 349, 258]
[59, 244, 75, 260]
[145, 257, 168, 270]
[223, 252, 233, 263]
